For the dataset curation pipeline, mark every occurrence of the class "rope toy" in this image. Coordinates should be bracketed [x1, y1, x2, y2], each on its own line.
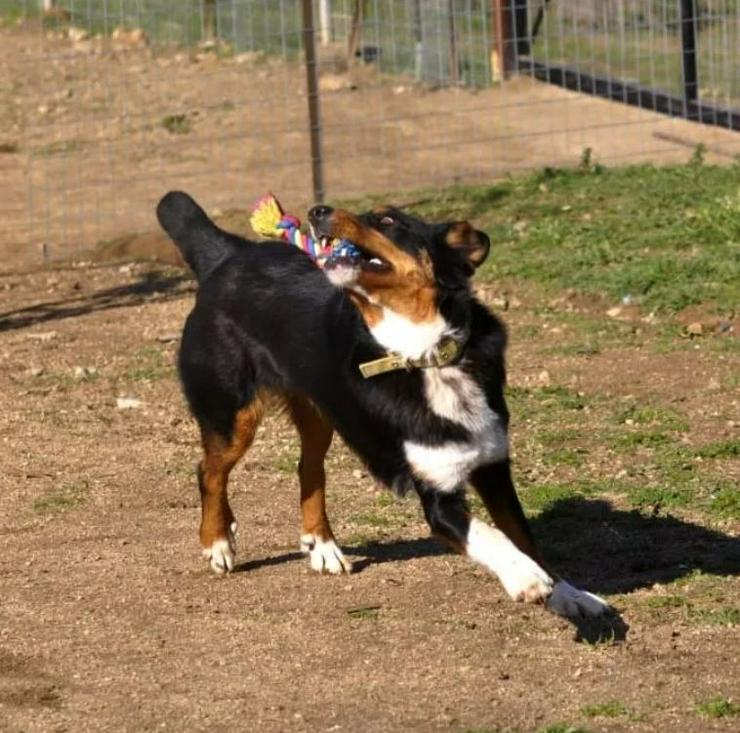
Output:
[249, 193, 361, 266]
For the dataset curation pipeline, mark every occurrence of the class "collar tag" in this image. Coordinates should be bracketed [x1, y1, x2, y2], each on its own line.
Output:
[359, 353, 408, 379]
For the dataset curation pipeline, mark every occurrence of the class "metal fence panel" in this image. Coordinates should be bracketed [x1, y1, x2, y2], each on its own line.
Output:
[0, 0, 737, 266]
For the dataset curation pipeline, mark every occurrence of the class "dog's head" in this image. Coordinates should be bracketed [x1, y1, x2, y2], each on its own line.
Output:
[308, 205, 490, 333]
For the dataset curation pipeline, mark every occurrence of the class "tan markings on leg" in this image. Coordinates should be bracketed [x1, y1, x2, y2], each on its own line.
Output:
[287, 394, 334, 540]
[288, 394, 352, 574]
[199, 396, 265, 565]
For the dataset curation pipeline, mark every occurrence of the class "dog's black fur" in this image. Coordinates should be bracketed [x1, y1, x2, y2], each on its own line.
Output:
[156, 191, 608, 619]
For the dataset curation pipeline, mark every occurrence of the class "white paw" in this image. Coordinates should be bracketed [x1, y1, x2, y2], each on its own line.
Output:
[202, 522, 237, 574]
[497, 554, 554, 604]
[300, 533, 353, 575]
[546, 580, 610, 618]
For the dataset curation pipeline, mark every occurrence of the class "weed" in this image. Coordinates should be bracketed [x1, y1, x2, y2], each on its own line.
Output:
[33, 483, 87, 515]
[695, 697, 740, 718]
[580, 701, 630, 718]
[161, 113, 191, 134]
[537, 725, 592, 733]
[124, 346, 173, 382]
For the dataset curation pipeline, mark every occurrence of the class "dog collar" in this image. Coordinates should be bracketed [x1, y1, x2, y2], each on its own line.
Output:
[359, 335, 463, 379]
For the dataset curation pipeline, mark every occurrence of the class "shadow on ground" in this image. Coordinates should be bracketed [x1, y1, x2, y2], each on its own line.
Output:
[0, 269, 191, 333]
[232, 498, 739, 643]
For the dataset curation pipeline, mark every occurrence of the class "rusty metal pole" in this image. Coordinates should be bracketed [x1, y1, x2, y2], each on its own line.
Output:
[301, 0, 325, 203]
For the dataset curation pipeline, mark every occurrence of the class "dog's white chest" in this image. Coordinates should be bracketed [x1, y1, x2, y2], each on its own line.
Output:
[404, 367, 508, 491]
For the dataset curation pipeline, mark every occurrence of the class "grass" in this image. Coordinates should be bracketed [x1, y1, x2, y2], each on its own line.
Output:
[695, 697, 740, 718]
[124, 346, 173, 382]
[33, 483, 87, 515]
[580, 701, 631, 718]
[347, 162, 740, 314]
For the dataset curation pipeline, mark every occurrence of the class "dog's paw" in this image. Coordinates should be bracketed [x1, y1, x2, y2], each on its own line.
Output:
[202, 522, 237, 574]
[546, 580, 610, 618]
[498, 555, 554, 604]
[300, 533, 353, 575]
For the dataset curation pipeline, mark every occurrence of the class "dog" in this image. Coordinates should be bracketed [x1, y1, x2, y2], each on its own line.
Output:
[156, 191, 608, 619]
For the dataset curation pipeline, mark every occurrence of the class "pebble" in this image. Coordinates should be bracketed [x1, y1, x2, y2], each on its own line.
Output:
[116, 397, 144, 410]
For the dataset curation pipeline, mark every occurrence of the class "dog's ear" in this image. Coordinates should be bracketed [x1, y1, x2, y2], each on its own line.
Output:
[444, 222, 490, 273]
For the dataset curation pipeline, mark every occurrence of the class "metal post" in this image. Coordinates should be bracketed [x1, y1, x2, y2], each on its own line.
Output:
[318, 0, 332, 46]
[679, 0, 699, 114]
[301, 0, 325, 203]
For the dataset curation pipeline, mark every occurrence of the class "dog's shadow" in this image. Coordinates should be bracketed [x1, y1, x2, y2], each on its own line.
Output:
[235, 498, 740, 643]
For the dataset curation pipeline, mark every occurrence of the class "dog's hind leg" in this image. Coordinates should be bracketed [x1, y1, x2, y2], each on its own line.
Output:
[470, 460, 609, 618]
[198, 396, 264, 574]
[288, 394, 352, 575]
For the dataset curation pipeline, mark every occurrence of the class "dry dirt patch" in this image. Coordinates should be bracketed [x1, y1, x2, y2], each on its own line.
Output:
[1, 260, 738, 732]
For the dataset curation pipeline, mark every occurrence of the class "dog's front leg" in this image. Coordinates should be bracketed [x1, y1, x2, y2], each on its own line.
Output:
[416, 484, 554, 604]
[470, 461, 609, 618]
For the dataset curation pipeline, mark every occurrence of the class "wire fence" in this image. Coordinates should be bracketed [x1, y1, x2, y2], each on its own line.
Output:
[0, 1, 738, 266]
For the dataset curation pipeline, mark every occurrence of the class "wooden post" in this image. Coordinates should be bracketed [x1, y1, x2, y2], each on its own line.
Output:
[491, 0, 516, 81]
[203, 0, 217, 42]
[301, 0, 325, 202]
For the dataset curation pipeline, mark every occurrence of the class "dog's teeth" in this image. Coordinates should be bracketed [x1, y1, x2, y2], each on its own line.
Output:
[369, 257, 383, 265]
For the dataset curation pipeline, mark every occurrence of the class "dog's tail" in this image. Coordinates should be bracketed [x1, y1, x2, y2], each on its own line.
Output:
[156, 190, 238, 282]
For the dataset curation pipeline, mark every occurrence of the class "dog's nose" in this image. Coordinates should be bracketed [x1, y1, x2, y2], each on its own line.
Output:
[308, 205, 334, 226]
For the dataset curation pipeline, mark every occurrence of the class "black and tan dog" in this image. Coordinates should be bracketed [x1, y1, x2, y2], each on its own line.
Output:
[156, 191, 608, 618]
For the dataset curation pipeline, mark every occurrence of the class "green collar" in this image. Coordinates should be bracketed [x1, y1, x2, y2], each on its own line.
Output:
[358, 335, 464, 379]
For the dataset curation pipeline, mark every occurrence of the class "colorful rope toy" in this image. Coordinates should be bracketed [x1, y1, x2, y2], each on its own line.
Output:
[249, 193, 361, 266]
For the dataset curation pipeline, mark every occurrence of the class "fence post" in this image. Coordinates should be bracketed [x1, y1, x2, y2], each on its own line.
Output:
[679, 0, 699, 116]
[203, 0, 217, 42]
[301, 0, 325, 203]
[490, 0, 515, 81]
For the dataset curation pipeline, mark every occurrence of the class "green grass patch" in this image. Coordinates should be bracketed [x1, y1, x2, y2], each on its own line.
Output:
[627, 485, 695, 511]
[695, 439, 740, 459]
[161, 114, 191, 134]
[696, 697, 740, 718]
[537, 725, 592, 733]
[347, 510, 394, 529]
[580, 701, 631, 718]
[348, 162, 740, 314]
[709, 483, 740, 520]
[33, 483, 87, 515]
[124, 346, 173, 382]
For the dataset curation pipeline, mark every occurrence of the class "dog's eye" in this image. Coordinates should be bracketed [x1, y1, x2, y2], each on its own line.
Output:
[380, 216, 394, 226]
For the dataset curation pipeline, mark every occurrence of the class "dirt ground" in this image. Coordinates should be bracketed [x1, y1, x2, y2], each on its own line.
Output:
[1, 19, 739, 267]
[1, 16, 739, 733]
[1, 256, 738, 733]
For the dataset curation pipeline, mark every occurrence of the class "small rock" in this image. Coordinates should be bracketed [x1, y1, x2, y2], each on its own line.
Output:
[352, 469, 363, 480]
[707, 377, 721, 390]
[319, 73, 354, 93]
[67, 27, 89, 43]
[73, 366, 98, 381]
[536, 369, 551, 386]
[156, 332, 179, 343]
[607, 306, 622, 319]
[28, 366, 45, 377]
[117, 397, 144, 410]
[234, 50, 265, 65]
[686, 322, 703, 336]
[27, 331, 58, 342]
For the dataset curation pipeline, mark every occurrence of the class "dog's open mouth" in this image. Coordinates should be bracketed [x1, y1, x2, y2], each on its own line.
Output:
[313, 232, 391, 274]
